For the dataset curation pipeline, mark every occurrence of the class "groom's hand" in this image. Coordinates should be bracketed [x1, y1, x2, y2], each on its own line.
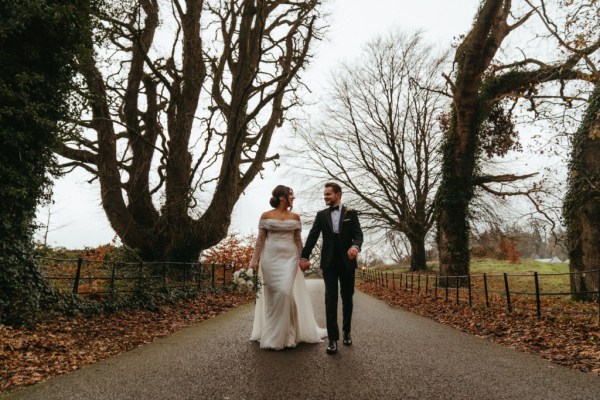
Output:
[347, 246, 359, 260]
[299, 259, 310, 271]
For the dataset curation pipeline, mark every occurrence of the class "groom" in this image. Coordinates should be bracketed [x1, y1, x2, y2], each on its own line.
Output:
[300, 182, 363, 355]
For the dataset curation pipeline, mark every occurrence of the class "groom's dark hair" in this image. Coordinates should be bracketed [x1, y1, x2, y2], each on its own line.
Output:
[325, 182, 342, 194]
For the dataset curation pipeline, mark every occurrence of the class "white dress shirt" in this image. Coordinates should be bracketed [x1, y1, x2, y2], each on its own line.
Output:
[331, 203, 342, 234]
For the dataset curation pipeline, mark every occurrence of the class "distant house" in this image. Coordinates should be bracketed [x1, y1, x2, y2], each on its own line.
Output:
[535, 256, 563, 263]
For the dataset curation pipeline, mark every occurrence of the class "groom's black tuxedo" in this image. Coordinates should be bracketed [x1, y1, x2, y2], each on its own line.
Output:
[301, 205, 363, 341]
[301, 206, 363, 268]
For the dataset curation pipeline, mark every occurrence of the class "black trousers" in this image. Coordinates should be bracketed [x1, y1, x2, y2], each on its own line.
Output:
[322, 255, 355, 341]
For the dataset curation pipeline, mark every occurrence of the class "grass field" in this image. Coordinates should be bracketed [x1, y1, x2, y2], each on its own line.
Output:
[463, 258, 570, 297]
[363, 258, 599, 316]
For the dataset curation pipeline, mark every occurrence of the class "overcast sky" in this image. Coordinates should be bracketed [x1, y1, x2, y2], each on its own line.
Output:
[36, 0, 483, 248]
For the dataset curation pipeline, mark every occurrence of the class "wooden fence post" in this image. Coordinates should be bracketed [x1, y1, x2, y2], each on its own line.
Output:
[534, 272, 541, 318]
[138, 262, 144, 289]
[467, 274, 472, 307]
[597, 269, 600, 326]
[445, 276, 449, 302]
[385, 271, 388, 288]
[184, 263, 189, 287]
[110, 261, 116, 300]
[455, 276, 459, 305]
[198, 263, 203, 291]
[72, 257, 83, 295]
[483, 273, 489, 308]
[503, 273, 512, 313]
[211, 263, 215, 289]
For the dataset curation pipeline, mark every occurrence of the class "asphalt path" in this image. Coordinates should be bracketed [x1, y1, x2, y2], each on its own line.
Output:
[4, 280, 599, 400]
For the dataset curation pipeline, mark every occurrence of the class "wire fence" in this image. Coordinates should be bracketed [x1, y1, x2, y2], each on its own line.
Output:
[37, 257, 238, 300]
[360, 268, 600, 321]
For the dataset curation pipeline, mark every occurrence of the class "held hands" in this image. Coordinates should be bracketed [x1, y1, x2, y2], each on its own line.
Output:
[299, 259, 311, 271]
[347, 246, 359, 260]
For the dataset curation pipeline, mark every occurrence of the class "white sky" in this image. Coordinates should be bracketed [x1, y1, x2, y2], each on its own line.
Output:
[36, 0, 484, 248]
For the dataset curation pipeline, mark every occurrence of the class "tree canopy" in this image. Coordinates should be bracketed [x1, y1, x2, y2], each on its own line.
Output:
[57, 0, 324, 261]
[296, 31, 448, 271]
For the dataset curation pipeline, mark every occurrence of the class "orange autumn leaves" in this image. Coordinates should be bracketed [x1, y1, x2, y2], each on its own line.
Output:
[201, 233, 256, 267]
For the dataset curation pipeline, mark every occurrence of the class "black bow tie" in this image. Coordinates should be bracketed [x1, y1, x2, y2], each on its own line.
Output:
[330, 205, 340, 211]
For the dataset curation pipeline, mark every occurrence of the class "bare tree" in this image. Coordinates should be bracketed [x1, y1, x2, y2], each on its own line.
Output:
[58, 0, 323, 260]
[436, 0, 600, 278]
[38, 194, 69, 247]
[295, 31, 448, 271]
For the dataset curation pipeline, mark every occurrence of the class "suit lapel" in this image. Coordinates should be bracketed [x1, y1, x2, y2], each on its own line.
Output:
[325, 208, 334, 233]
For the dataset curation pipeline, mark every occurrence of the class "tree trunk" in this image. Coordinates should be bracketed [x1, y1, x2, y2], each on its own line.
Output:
[437, 108, 479, 277]
[565, 82, 600, 301]
[408, 234, 427, 272]
[436, 1, 511, 278]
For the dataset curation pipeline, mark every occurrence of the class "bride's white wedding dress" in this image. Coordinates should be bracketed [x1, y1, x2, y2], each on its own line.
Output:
[249, 219, 327, 349]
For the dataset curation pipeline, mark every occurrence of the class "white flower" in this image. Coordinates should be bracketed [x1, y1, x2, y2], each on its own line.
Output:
[231, 267, 262, 295]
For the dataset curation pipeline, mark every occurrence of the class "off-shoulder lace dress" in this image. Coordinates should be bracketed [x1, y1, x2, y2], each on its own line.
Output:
[249, 219, 327, 349]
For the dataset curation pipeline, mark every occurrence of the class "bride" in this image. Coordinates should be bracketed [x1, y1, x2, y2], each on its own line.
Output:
[249, 185, 327, 350]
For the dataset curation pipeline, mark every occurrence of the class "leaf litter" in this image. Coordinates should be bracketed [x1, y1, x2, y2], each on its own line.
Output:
[0, 291, 253, 393]
[358, 281, 600, 376]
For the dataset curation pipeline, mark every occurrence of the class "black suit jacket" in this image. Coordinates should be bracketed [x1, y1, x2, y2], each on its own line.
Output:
[301, 206, 364, 269]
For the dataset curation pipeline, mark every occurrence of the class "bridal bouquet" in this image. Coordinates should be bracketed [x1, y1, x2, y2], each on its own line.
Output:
[232, 268, 263, 295]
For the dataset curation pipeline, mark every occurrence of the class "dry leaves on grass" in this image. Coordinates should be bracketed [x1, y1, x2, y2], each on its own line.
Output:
[0, 291, 253, 392]
[358, 282, 600, 375]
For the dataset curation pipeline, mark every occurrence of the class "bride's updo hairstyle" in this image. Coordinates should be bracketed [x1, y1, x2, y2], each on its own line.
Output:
[270, 185, 293, 209]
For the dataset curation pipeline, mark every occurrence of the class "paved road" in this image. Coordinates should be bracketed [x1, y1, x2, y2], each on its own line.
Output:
[4, 280, 599, 400]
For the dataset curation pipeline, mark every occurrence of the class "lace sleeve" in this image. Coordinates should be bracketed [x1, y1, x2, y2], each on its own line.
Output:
[249, 227, 267, 270]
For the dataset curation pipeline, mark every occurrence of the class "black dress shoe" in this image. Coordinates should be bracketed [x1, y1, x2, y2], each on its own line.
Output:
[343, 332, 352, 346]
[326, 340, 338, 354]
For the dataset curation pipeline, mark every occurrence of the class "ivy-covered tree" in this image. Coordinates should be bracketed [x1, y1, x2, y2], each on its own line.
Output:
[561, 1, 600, 301]
[564, 81, 600, 301]
[437, 0, 600, 278]
[0, 0, 90, 326]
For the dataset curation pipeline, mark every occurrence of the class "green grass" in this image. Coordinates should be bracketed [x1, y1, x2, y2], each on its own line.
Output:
[468, 258, 569, 275]
[374, 258, 568, 275]
[468, 259, 570, 296]
[364, 258, 600, 314]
